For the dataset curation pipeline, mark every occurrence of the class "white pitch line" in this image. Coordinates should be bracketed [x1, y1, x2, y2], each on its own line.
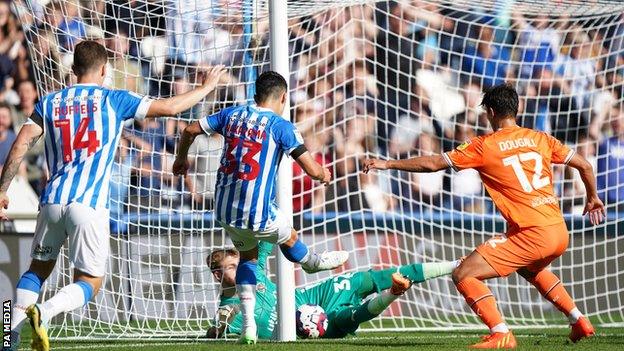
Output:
[19, 341, 203, 351]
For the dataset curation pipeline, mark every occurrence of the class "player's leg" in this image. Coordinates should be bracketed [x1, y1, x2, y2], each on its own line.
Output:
[28, 204, 109, 351]
[236, 245, 260, 344]
[10, 205, 65, 351]
[262, 210, 348, 273]
[517, 223, 593, 342]
[366, 259, 461, 295]
[324, 273, 412, 338]
[452, 250, 510, 336]
[222, 223, 261, 343]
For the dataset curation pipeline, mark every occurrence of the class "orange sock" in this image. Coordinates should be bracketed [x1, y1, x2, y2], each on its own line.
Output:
[528, 270, 576, 315]
[456, 277, 504, 330]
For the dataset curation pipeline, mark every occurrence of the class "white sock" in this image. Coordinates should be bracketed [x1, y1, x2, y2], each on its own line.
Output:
[422, 261, 456, 280]
[236, 284, 257, 338]
[452, 259, 462, 269]
[568, 307, 583, 324]
[491, 323, 510, 334]
[367, 291, 399, 315]
[10, 288, 39, 338]
[40, 283, 88, 324]
[299, 252, 319, 270]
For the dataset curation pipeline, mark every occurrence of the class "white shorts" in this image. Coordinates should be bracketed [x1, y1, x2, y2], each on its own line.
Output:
[220, 210, 292, 252]
[31, 203, 110, 277]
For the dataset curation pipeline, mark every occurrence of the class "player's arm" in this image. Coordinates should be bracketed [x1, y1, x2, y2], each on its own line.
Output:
[363, 155, 449, 174]
[172, 121, 203, 176]
[567, 152, 606, 225]
[294, 151, 331, 186]
[0, 122, 44, 220]
[145, 65, 226, 118]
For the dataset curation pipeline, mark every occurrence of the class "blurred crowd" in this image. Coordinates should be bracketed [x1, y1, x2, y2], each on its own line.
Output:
[0, 0, 623, 219]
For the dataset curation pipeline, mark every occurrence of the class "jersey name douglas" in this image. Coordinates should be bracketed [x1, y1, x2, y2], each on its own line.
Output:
[444, 126, 575, 228]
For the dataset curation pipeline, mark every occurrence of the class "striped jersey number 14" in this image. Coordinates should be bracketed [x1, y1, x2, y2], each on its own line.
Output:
[54, 117, 101, 163]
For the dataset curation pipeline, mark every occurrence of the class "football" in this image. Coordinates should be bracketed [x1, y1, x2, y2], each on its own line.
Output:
[296, 304, 328, 339]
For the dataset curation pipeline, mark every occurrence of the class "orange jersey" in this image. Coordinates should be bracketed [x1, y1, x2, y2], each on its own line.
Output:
[443, 126, 575, 228]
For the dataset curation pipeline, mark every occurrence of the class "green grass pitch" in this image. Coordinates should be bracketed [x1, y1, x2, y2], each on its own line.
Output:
[15, 326, 624, 350]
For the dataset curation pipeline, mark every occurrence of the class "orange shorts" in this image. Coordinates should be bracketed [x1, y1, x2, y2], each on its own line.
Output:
[475, 221, 569, 277]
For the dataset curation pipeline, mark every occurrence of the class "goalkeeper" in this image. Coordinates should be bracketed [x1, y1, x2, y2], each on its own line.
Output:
[206, 241, 460, 339]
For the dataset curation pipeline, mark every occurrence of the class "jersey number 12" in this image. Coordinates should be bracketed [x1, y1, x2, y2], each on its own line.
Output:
[502, 151, 549, 193]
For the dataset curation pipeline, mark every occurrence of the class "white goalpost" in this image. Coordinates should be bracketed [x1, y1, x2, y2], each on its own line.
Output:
[14, 0, 624, 340]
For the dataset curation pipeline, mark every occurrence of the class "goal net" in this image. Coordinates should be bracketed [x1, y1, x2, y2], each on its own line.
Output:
[15, 0, 624, 339]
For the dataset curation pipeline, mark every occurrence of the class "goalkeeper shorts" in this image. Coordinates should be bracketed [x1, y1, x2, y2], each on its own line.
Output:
[475, 221, 569, 277]
[31, 203, 110, 277]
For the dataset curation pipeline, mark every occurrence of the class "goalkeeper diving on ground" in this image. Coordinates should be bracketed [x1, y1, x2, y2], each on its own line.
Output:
[205, 241, 461, 340]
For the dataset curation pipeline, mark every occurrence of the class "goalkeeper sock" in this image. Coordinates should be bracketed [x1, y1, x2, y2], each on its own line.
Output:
[370, 261, 456, 290]
[367, 290, 399, 315]
[235, 259, 258, 338]
[456, 277, 506, 333]
[40, 280, 93, 324]
[528, 270, 580, 323]
[12, 271, 44, 334]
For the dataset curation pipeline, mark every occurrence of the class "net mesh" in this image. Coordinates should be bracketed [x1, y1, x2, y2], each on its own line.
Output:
[14, 0, 624, 339]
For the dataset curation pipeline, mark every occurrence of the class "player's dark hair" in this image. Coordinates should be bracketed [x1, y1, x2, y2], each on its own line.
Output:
[207, 248, 239, 271]
[72, 40, 108, 77]
[254, 71, 287, 104]
[480, 83, 519, 118]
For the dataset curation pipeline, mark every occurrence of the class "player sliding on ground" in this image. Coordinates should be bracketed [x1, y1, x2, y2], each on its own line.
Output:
[364, 83, 605, 349]
[173, 71, 348, 344]
[205, 241, 461, 339]
[0, 40, 226, 351]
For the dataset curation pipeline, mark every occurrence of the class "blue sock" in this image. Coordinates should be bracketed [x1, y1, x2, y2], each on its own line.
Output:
[235, 259, 258, 285]
[75, 280, 94, 304]
[280, 239, 309, 263]
[16, 271, 44, 293]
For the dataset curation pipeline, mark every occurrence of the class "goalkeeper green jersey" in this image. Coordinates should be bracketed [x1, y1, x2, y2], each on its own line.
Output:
[220, 243, 366, 339]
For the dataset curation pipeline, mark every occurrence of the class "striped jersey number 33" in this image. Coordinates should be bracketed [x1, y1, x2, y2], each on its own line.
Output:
[220, 137, 262, 181]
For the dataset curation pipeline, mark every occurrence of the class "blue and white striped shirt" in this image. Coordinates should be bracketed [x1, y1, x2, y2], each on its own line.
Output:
[31, 84, 152, 209]
[200, 104, 304, 231]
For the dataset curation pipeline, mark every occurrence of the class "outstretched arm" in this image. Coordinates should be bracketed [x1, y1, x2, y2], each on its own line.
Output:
[363, 155, 449, 173]
[146, 65, 227, 118]
[172, 121, 204, 176]
[295, 151, 331, 185]
[567, 152, 605, 225]
[0, 123, 44, 219]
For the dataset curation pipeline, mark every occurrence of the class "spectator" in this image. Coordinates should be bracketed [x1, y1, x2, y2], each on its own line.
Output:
[462, 24, 511, 87]
[107, 29, 143, 93]
[565, 134, 597, 214]
[402, 133, 444, 213]
[389, 92, 434, 156]
[554, 30, 597, 112]
[186, 133, 223, 209]
[513, 13, 562, 78]
[0, 0, 21, 57]
[449, 123, 484, 213]
[56, 0, 87, 51]
[12, 80, 36, 129]
[597, 105, 624, 209]
[0, 102, 16, 167]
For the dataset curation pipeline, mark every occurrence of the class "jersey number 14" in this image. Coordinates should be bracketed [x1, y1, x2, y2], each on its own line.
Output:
[54, 117, 101, 163]
[502, 151, 550, 193]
